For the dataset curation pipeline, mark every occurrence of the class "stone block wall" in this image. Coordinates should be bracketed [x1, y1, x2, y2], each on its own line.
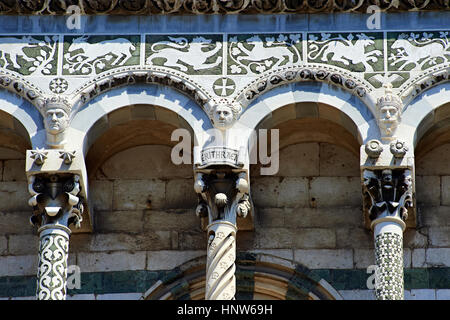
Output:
[0, 142, 449, 299]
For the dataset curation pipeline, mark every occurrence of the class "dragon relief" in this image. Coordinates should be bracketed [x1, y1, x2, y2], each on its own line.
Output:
[308, 33, 383, 72]
[228, 33, 302, 75]
[145, 35, 223, 74]
[388, 32, 450, 71]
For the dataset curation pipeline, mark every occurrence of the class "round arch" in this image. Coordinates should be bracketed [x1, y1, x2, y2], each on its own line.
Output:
[0, 88, 44, 148]
[238, 81, 379, 145]
[141, 254, 343, 300]
[399, 82, 450, 149]
[67, 84, 213, 157]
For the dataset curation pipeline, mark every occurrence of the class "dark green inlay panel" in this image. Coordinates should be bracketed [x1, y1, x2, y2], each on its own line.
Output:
[1, 268, 449, 298]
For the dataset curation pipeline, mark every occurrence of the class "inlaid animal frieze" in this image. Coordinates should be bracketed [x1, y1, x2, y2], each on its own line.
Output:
[227, 33, 302, 75]
[388, 31, 450, 72]
[145, 34, 223, 75]
[63, 35, 139, 75]
[307, 32, 383, 72]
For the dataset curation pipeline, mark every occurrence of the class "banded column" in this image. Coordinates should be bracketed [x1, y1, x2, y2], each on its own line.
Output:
[363, 168, 413, 300]
[194, 171, 251, 300]
[28, 173, 83, 300]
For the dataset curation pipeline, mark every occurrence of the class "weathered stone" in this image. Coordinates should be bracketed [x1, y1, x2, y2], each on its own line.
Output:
[256, 208, 285, 227]
[436, 289, 450, 300]
[319, 143, 359, 177]
[236, 230, 258, 251]
[412, 248, 426, 268]
[403, 228, 429, 248]
[0, 236, 6, 255]
[426, 248, 450, 267]
[441, 176, 450, 206]
[0, 182, 30, 211]
[250, 249, 295, 269]
[294, 249, 353, 269]
[416, 144, 450, 176]
[146, 250, 204, 270]
[335, 227, 373, 248]
[66, 294, 96, 300]
[95, 210, 143, 234]
[77, 251, 146, 272]
[284, 207, 362, 228]
[101, 145, 193, 179]
[339, 290, 376, 300]
[276, 143, 319, 177]
[178, 230, 207, 250]
[165, 179, 197, 209]
[90, 180, 113, 211]
[277, 177, 309, 208]
[419, 206, 450, 227]
[89, 232, 171, 252]
[0, 212, 34, 235]
[143, 210, 198, 231]
[416, 176, 440, 206]
[294, 228, 336, 249]
[2, 160, 26, 181]
[7, 234, 39, 255]
[0, 255, 37, 276]
[113, 179, 166, 210]
[0, 148, 25, 160]
[405, 289, 436, 300]
[353, 248, 374, 269]
[96, 293, 142, 300]
[309, 177, 361, 208]
[256, 227, 294, 249]
[251, 177, 281, 208]
[428, 227, 450, 247]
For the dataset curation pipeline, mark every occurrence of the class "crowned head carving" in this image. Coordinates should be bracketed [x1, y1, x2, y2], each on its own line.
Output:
[377, 83, 402, 139]
[42, 96, 71, 148]
[209, 100, 242, 130]
[43, 96, 71, 135]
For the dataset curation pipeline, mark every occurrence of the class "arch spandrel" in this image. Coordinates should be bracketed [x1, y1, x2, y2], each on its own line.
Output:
[0, 88, 45, 148]
[400, 82, 450, 148]
[68, 84, 212, 157]
[238, 81, 380, 145]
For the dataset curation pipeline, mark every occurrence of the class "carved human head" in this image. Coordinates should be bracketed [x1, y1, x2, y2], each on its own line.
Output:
[377, 83, 402, 138]
[381, 169, 393, 184]
[209, 101, 241, 130]
[43, 96, 71, 135]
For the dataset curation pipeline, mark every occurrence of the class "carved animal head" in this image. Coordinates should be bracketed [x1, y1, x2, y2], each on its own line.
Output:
[192, 36, 212, 46]
[245, 36, 262, 44]
[69, 36, 89, 51]
[356, 33, 375, 47]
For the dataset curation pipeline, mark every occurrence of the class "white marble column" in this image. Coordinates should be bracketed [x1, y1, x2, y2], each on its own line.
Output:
[363, 168, 413, 300]
[28, 174, 83, 300]
[194, 171, 251, 300]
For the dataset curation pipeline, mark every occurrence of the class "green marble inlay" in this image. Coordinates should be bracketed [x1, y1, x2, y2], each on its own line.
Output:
[387, 31, 450, 72]
[1, 268, 449, 298]
[146, 34, 223, 75]
[307, 32, 384, 73]
[63, 35, 140, 76]
[0, 35, 58, 75]
[227, 33, 302, 75]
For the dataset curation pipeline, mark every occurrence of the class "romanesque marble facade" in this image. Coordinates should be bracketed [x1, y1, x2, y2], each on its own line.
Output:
[0, 3, 449, 300]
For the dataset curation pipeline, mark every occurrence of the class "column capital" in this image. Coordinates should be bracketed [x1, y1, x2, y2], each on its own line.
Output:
[194, 169, 253, 229]
[28, 173, 84, 230]
[362, 167, 414, 231]
[26, 148, 92, 232]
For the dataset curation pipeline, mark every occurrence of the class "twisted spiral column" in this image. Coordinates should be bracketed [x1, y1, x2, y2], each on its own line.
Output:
[36, 225, 71, 300]
[205, 221, 237, 300]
